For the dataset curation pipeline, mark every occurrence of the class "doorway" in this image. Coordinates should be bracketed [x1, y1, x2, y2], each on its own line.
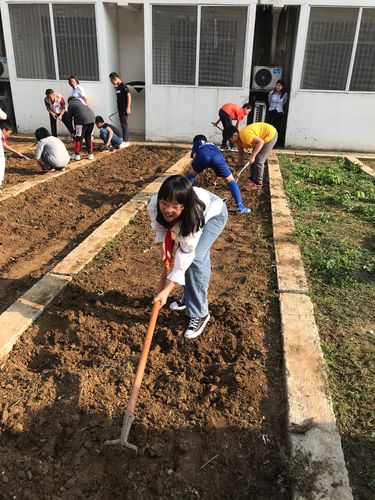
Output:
[249, 5, 300, 147]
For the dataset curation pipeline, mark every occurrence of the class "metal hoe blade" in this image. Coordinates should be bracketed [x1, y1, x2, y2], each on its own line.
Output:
[105, 411, 138, 453]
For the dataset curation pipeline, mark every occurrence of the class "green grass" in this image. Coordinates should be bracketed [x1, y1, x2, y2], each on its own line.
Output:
[279, 155, 375, 499]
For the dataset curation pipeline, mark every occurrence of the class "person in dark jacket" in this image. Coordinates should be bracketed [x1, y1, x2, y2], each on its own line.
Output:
[109, 72, 131, 147]
[67, 97, 95, 161]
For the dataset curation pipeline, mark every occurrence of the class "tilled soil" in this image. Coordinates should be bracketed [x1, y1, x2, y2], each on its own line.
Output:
[0, 165, 290, 499]
[0, 146, 186, 313]
[3, 139, 112, 188]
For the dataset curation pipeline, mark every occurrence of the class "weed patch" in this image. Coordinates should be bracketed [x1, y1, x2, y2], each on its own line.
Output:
[279, 154, 375, 499]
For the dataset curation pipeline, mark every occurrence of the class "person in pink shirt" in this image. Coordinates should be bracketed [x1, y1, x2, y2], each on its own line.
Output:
[44, 89, 73, 137]
[212, 102, 251, 151]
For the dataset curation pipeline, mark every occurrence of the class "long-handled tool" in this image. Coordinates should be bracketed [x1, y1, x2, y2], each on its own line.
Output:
[211, 121, 223, 132]
[235, 161, 250, 181]
[105, 262, 170, 452]
[109, 111, 119, 122]
[19, 153, 32, 161]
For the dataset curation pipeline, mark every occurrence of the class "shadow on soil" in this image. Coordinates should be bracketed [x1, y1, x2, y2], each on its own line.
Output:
[0, 280, 292, 499]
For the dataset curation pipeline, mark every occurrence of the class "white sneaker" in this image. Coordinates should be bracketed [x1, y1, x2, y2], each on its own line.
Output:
[70, 154, 81, 161]
[88, 154, 94, 160]
[184, 314, 210, 339]
[119, 142, 130, 149]
[169, 298, 186, 311]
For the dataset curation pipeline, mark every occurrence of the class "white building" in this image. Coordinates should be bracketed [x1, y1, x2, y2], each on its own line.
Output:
[0, 0, 374, 151]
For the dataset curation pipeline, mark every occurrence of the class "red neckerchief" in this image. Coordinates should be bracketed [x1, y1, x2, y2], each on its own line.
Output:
[164, 216, 181, 263]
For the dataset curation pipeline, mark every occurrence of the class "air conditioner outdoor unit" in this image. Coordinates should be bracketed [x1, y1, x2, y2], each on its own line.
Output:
[252, 66, 282, 90]
[253, 101, 267, 123]
[0, 57, 9, 80]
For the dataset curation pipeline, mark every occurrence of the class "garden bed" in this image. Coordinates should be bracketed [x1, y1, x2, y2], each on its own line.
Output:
[0, 146, 185, 314]
[279, 154, 375, 500]
[0, 168, 290, 498]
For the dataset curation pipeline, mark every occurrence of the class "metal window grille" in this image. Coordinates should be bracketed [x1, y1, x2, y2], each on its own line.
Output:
[350, 9, 375, 91]
[53, 4, 99, 81]
[152, 6, 197, 85]
[9, 4, 55, 79]
[301, 8, 358, 90]
[199, 7, 247, 87]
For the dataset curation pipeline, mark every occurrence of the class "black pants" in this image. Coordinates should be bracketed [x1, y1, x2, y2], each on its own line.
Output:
[50, 112, 74, 137]
[118, 109, 129, 142]
[218, 109, 233, 148]
[74, 123, 94, 154]
[266, 109, 285, 146]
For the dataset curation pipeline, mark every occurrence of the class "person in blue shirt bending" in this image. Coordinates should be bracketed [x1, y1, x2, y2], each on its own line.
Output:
[186, 135, 251, 214]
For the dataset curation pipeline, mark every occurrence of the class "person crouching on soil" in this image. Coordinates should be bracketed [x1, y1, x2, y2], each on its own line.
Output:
[187, 134, 251, 214]
[225, 123, 277, 190]
[34, 127, 70, 173]
[95, 116, 128, 151]
[148, 174, 228, 339]
[1, 125, 24, 159]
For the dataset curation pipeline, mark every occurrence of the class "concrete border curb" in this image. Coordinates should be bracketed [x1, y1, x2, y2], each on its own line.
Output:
[268, 153, 353, 499]
[0, 152, 191, 361]
[345, 155, 375, 178]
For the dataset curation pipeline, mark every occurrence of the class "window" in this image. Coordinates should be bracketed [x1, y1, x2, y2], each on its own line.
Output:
[301, 8, 358, 90]
[9, 4, 56, 79]
[152, 6, 197, 85]
[199, 7, 247, 87]
[9, 3, 99, 81]
[53, 4, 99, 81]
[152, 5, 247, 87]
[350, 9, 375, 91]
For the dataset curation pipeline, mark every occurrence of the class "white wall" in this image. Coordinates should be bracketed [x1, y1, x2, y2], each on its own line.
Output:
[118, 5, 145, 138]
[1, 0, 114, 136]
[286, 3, 375, 151]
[144, 2, 256, 143]
[286, 92, 375, 151]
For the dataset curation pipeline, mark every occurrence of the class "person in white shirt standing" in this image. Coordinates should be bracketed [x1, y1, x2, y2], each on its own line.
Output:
[266, 78, 288, 147]
[0, 107, 7, 192]
[68, 75, 88, 105]
[148, 174, 228, 339]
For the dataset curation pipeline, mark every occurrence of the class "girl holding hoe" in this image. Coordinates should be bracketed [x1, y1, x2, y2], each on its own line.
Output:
[147, 174, 228, 339]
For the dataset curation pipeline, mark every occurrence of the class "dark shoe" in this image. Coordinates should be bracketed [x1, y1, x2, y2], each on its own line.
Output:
[43, 165, 55, 173]
[184, 314, 210, 339]
[169, 298, 186, 311]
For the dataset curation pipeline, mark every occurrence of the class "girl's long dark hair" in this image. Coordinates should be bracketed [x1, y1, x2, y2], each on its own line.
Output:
[156, 175, 206, 237]
[275, 78, 287, 97]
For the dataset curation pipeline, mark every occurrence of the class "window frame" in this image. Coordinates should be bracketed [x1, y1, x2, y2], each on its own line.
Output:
[9, 1, 100, 82]
[300, 6, 375, 94]
[151, 4, 248, 89]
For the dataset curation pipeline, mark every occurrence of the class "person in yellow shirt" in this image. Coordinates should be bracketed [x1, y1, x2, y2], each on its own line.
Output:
[224, 123, 277, 189]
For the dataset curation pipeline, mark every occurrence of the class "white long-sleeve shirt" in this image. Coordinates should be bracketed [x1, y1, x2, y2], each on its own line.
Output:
[268, 91, 288, 113]
[147, 187, 224, 286]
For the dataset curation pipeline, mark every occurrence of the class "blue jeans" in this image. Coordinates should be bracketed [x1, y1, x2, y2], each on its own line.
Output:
[99, 128, 123, 147]
[184, 203, 228, 318]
